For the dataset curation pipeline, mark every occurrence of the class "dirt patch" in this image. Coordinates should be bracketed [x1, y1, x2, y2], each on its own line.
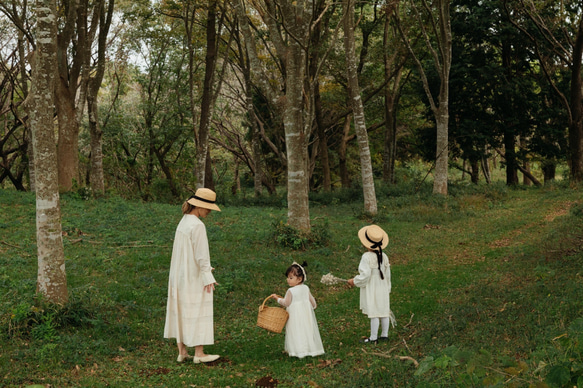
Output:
[544, 201, 575, 222]
[139, 367, 170, 378]
[255, 375, 279, 387]
[204, 357, 232, 367]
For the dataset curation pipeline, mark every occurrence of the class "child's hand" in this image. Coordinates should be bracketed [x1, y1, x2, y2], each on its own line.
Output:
[347, 278, 355, 287]
[270, 293, 281, 300]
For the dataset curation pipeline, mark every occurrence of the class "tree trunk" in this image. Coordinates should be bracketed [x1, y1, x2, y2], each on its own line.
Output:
[481, 154, 491, 184]
[542, 161, 556, 183]
[434, 108, 449, 194]
[395, 0, 451, 196]
[344, 0, 377, 215]
[30, 0, 68, 304]
[87, 93, 105, 194]
[568, 15, 583, 182]
[470, 159, 479, 184]
[86, 0, 114, 196]
[195, 0, 218, 189]
[55, 79, 79, 192]
[382, 10, 402, 185]
[285, 39, 311, 231]
[339, 116, 352, 188]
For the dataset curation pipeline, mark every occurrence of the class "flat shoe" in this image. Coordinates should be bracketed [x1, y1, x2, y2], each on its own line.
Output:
[378, 337, 389, 342]
[177, 354, 193, 363]
[360, 338, 378, 344]
[193, 354, 220, 364]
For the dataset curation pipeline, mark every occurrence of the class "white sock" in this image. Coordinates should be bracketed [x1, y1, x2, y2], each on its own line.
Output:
[380, 317, 390, 338]
[370, 318, 379, 340]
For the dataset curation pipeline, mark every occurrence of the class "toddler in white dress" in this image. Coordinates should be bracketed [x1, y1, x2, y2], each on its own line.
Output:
[270, 261, 325, 358]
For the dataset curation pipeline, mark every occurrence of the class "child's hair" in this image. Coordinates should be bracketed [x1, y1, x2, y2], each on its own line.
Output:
[285, 261, 308, 283]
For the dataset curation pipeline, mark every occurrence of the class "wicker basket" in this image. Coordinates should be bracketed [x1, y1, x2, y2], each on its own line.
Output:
[257, 296, 289, 333]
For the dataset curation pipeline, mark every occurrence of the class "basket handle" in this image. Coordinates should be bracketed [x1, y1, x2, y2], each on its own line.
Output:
[260, 296, 273, 311]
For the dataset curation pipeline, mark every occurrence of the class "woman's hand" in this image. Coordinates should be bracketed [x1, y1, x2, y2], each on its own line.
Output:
[204, 282, 218, 293]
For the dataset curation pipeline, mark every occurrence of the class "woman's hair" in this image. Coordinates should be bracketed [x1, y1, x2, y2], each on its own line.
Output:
[182, 200, 195, 215]
[285, 261, 308, 283]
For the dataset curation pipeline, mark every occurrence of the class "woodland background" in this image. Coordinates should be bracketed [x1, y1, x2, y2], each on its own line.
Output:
[1, 0, 583, 386]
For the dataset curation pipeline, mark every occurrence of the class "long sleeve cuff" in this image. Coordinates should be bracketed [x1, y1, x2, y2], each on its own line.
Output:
[201, 271, 216, 286]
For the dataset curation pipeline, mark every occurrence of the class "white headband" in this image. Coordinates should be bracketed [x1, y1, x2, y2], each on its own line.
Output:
[292, 261, 307, 282]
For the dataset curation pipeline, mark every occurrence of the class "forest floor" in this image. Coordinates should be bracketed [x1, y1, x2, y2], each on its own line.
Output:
[1, 182, 582, 387]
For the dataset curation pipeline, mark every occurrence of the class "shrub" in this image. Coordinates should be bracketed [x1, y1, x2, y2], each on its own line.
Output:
[270, 218, 330, 250]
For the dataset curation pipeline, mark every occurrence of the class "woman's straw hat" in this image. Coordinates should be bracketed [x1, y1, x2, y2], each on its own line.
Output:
[187, 188, 221, 211]
[358, 224, 389, 250]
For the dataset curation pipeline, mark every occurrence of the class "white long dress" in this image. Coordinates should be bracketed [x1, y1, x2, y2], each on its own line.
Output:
[164, 214, 216, 346]
[353, 251, 396, 324]
[278, 284, 325, 358]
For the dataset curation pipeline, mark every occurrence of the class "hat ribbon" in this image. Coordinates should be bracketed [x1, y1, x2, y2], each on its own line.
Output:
[365, 230, 383, 249]
[365, 231, 385, 280]
[189, 194, 216, 204]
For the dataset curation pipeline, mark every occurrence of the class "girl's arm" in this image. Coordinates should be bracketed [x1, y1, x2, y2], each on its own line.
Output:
[352, 255, 372, 288]
[275, 289, 292, 307]
[309, 292, 317, 309]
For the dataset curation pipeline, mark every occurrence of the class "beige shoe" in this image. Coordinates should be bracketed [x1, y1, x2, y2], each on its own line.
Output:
[177, 354, 193, 363]
[193, 354, 220, 364]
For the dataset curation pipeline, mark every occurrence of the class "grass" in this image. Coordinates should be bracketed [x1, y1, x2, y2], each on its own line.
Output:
[0, 182, 582, 387]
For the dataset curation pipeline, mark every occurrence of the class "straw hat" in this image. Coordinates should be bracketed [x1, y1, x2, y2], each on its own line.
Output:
[187, 188, 221, 212]
[358, 224, 389, 250]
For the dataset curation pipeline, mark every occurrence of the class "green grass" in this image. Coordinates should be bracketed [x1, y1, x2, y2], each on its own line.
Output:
[1, 183, 582, 387]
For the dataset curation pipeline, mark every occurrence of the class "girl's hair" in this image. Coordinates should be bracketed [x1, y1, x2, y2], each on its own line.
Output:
[375, 249, 385, 280]
[182, 200, 195, 215]
[285, 261, 308, 283]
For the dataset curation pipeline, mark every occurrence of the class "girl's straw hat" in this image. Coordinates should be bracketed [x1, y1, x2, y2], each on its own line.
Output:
[358, 224, 389, 250]
[187, 188, 221, 211]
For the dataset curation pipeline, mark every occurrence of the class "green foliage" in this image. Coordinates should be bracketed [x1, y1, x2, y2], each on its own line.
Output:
[270, 218, 330, 250]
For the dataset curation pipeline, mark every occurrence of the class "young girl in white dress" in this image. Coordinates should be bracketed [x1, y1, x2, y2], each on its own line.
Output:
[347, 225, 397, 344]
[270, 261, 325, 358]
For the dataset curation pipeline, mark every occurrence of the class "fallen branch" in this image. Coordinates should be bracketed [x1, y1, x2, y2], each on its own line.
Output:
[404, 313, 415, 328]
[362, 348, 419, 367]
[1, 240, 20, 248]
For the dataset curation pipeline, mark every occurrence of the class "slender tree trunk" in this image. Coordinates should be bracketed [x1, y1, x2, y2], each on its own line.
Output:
[470, 159, 479, 184]
[569, 15, 583, 182]
[252, 129, 263, 196]
[86, 0, 114, 196]
[344, 0, 377, 215]
[394, 0, 451, 195]
[339, 116, 351, 188]
[195, 0, 218, 188]
[30, 0, 68, 304]
[382, 11, 401, 185]
[434, 107, 449, 194]
[87, 93, 105, 194]
[481, 153, 491, 184]
[55, 80, 79, 192]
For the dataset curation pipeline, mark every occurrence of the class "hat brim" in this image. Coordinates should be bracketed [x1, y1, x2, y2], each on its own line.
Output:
[358, 226, 389, 250]
[187, 198, 221, 212]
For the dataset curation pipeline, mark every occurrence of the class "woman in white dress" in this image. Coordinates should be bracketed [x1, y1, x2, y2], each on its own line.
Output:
[348, 225, 397, 344]
[271, 262, 325, 358]
[164, 188, 221, 364]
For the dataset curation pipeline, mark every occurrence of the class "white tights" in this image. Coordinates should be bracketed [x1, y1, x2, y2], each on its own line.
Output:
[369, 317, 391, 341]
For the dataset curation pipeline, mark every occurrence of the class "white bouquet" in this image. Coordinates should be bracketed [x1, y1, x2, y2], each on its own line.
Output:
[320, 273, 348, 285]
